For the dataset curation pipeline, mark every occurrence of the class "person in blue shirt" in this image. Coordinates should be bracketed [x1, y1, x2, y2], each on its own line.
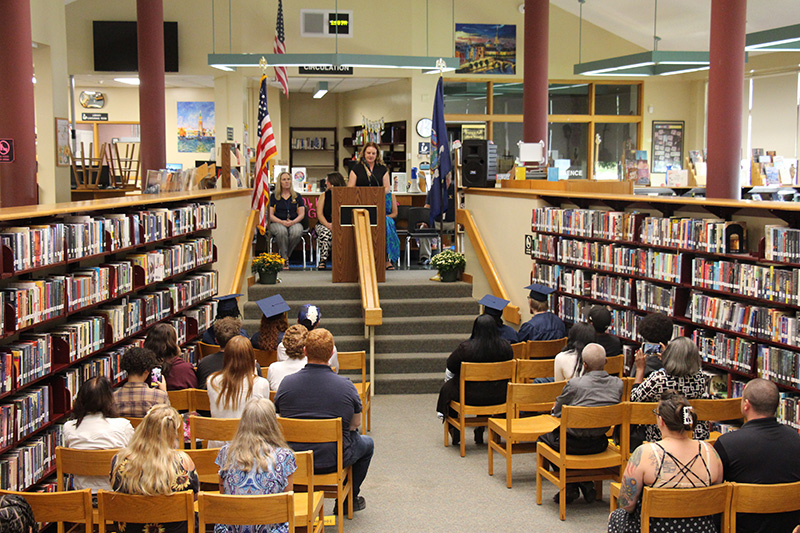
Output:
[516, 284, 566, 342]
[478, 294, 518, 343]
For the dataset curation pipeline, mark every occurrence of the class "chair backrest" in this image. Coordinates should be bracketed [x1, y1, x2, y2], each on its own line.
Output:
[292, 450, 315, 488]
[189, 416, 240, 449]
[527, 337, 567, 359]
[640, 483, 732, 533]
[125, 416, 182, 445]
[187, 388, 211, 412]
[730, 480, 800, 531]
[407, 207, 433, 230]
[459, 360, 515, 408]
[198, 342, 220, 359]
[618, 402, 659, 458]
[604, 354, 625, 377]
[514, 358, 555, 383]
[56, 447, 120, 490]
[0, 488, 93, 533]
[511, 341, 528, 359]
[168, 389, 191, 411]
[689, 398, 743, 424]
[96, 490, 195, 533]
[277, 417, 344, 476]
[560, 403, 624, 458]
[337, 350, 367, 385]
[197, 491, 294, 531]
[182, 447, 222, 484]
[505, 381, 565, 418]
[254, 348, 278, 367]
[621, 376, 635, 401]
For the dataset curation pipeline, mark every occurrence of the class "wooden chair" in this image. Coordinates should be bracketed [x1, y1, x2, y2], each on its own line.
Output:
[604, 354, 625, 377]
[105, 141, 140, 189]
[187, 387, 211, 412]
[337, 350, 371, 434]
[511, 341, 528, 359]
[622, 376, 635, 401]
[56, 446, 119, 493]
[730, 480, 800, 532]
[689, 397, 743, 443]
[0, 488, 93, 533]
[198, 341, 220, 359]
[293, 450, 325, 533]
[254, 348, 278, 367]
[445, 360, 516, 457]
[610, 401, 660, 511]
[189, 415, 240, 449]
[487, 381, 564, 488]
[197, 491, 294, 533]
[527, 337, 567, 359]
[536, 403, 626, 520]
[69, 142, 107, 190]
[183, 447, 222, 485]
[168, 389, 191, 411]
[96, 490, 194, 533]
[514, 358, 555, 383]
[640, 483, 732, 533]
[277, 417, 353, 533]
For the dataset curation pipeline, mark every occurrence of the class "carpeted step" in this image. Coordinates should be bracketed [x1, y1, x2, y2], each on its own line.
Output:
[243, 315, 475, 339]
[372, 352, 448, 374]
[332, 333, 464, 354]
[247, 279, 472, 303]
[371, 372, 445, 394]
[243, 297, 479, 321]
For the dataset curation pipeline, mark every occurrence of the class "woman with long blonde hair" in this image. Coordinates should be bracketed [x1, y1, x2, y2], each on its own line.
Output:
[215, 398, 296, 533]
[348, 141, 390, 191]
[110, 404, 198, 533]
[268, 171, 306, 265]
[207, 336, 269, 418]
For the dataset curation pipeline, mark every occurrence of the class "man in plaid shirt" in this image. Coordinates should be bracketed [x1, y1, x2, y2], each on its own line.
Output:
[114, 347, 170, 417]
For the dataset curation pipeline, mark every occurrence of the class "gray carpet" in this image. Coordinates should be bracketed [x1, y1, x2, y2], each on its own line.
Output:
[323, 393, 613, 532]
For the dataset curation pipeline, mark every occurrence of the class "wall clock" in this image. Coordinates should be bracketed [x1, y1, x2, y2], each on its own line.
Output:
[416, 118, 432, 138]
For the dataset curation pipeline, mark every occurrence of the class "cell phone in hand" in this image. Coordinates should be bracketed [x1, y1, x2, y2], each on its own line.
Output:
[642, 342, 661, 355]
[150, 367, 162, 386]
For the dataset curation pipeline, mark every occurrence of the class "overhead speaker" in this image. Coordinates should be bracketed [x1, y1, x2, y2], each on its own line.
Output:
[461, 140, 497, 188]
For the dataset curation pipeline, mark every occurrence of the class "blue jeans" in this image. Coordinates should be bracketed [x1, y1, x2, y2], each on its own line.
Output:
[344, 431, 374, 498]
[533, 376, 555, 384]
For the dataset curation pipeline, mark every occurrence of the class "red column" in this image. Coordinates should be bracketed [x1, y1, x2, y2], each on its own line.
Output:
[0, 0, 37, 207]
[523, 0, 549, 145]
[706, 0, 746, 200]
[137, 0, 167, 174]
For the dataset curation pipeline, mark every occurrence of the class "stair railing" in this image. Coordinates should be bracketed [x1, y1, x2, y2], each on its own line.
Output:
[232, 210, 258, 294]
[353, 208, 382, 395]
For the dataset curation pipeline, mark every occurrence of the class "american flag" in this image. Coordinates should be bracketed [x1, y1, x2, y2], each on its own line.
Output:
[252, 74, 277, 234]
[273, 0, 289, 97]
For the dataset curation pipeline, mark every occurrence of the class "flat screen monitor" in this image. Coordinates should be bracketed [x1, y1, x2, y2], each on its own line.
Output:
[93, 21, 179, 72]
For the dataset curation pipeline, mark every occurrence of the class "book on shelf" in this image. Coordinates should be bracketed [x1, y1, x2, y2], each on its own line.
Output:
[0, 425, 62, 491]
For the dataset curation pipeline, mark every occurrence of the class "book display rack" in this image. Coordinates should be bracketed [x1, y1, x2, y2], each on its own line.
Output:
[0, 200, 219, 490]
[527, 200, 800, 432]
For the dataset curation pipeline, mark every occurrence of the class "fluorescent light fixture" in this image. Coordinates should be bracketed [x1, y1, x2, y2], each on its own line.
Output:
[574, 51, 710, 77]
[746, 24, 800, 52]
[114, 77, 140, 85]
[208, 53, 459, 72]
[313, 81, 328, 99]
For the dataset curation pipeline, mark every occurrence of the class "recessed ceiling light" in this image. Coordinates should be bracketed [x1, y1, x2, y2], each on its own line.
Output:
[114, 77, 140, 86]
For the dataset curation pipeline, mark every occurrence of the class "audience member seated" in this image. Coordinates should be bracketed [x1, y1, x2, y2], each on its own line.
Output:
[608, 391, 723, 533]
[196, 317, 261, 389]
[553, 323, 597, 382]
[203, 294, 248, 345]
[714, 378, 800, 533]
[0, 493, 37, 533]
[111, 405, 199, 533]
[144, 323, 197, 390]
[268, 171, 306, 265]
[114, 347, 170, 418]
[631, 337, 709, 442]
[63, 376, 134, 492]
[384, 190, 400, 270]
[478, 294, 518, 343]
[587, 305, 621, 357]
[215, 398, 296, 533]
[537, 345, 623, 504]
[207, 336, 270, 419]
[250, 295, 290, 353]
[315, 172, 347, 270]
[637, 312, 674, 378]
[435, 314, 514, 446]
[275, 328, 373, 512]
[277, 304, 339, 371]
[267, 324, 308, 391]
[418, 173, 455, 265]
[516, 284, 566, 342]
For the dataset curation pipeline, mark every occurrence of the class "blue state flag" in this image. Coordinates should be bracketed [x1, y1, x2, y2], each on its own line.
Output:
[429, 76, 452, 226]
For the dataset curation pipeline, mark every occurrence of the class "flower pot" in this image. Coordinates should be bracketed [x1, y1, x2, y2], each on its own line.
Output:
[439, 269, 460, 283]
[258, 271, 278, 285]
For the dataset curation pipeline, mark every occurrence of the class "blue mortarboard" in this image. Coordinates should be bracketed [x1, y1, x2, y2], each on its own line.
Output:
[256, 294, 290, 319]
[214, 293, 243, 318]
[478, 294, 509, 317]
[297, 304, 321, 329]
[525, 283, 555, 302]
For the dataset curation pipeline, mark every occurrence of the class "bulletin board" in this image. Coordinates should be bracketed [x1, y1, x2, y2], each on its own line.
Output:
[651, 121, 684, 174]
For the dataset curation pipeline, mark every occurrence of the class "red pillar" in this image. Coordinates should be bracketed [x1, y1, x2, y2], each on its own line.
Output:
[706, 0, 746, 200]
[0, 0, 37, 207]
[523, 0, 549, 145]
[137, 0, 167, 174]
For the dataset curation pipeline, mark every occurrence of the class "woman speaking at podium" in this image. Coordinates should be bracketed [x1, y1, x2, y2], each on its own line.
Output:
[348, 141, 390, 191]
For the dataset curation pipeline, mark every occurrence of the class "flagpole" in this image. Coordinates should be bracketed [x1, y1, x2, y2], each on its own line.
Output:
[436, 58, 446, 255]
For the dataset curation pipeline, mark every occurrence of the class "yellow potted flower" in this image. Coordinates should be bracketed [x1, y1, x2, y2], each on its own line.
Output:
[251, 253, 284, 284]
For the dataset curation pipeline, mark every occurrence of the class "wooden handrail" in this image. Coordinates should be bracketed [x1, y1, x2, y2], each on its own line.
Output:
[231, 209, 258, 294]
[353, 209, 382, 326]
[457, 208, 521, 325]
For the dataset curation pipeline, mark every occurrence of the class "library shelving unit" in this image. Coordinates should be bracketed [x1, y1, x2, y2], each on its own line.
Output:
[289, 127, 338, 186]
[525, 190, 800, 429]
[0, 194, 222, 491]
[342, 120, 407, 175]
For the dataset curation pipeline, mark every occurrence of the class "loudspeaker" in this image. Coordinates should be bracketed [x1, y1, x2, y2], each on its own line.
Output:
[461, 140, 497, 188]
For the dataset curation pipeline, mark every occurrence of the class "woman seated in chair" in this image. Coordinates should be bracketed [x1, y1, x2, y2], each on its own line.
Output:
[250, 295, 289, 353]
[385, 190, 400, 270]
[608, 390, 724, 533]
[269, 171, 306, 266]
[435, 314, 513, 445]
[110, 405, 199, 533]
[208, 336, 270, 419]
[552, 323, 596, 382]
[276, 304, 338, 371]
[315, 172, 346, 270]
[63, 376, 134, 492]
[144, 323, 198, 390]
[267, 324, 308, 392]
[215, 397, 296, 533]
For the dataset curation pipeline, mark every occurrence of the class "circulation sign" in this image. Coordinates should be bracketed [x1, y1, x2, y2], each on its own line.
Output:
[0, 139, 14, 163]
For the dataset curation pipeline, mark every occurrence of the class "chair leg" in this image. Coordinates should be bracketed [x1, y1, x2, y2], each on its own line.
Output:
[488, 428, 495, 476]
[595, 480, 603, 501]
[536, 457, 543, 505]
[444, 420, 450, 447]
[506, 437, 513, 489]
[559, 470, 567, 521]
[459, 414, 466, 457]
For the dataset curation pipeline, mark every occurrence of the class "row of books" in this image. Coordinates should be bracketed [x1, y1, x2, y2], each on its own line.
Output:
[692, 257, 800, 306]
[0, 224, 66, 272]
[557, 295, 640, 340]
[0, 334, 52, 392]
[0, 425, 61, 491]
[52, 316, 106, 363]
[2, 277, 66, 331]
[128, 237, 214, 285]
[757, 346, 800, 389]
[693, 329, 756, 373]
[686, 291, 800, 346]
[635, 281, 677, 315]
[531, 207, 641, 241]
[62, 347, 135, 405]
[0, 385, 50, 444]
[291, 137, 328, 150]
[778, 394, 800, 431]
[764, 225, 800, 263]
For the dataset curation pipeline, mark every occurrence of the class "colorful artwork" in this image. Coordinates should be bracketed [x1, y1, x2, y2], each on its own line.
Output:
[455, 24, 516, 75]
[177, 101, 215, 153]
[55, 118, 71, 166]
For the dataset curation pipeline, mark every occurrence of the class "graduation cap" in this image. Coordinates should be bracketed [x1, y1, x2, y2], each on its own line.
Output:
[525, 283, 555, 302]
[297, 304, 321, 330]
[214, 293, 243, 318]
[255, 294, 291, 319]
[478, 294, 509, 317]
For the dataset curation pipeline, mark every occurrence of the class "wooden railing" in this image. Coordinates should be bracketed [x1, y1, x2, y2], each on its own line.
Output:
[353, 209, 382, 326]
[457, 208, 521, 324]
[231, 210, 258, 294]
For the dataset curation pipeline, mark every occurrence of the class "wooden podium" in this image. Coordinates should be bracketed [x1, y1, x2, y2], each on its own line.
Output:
[332, 187, 386, 283]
